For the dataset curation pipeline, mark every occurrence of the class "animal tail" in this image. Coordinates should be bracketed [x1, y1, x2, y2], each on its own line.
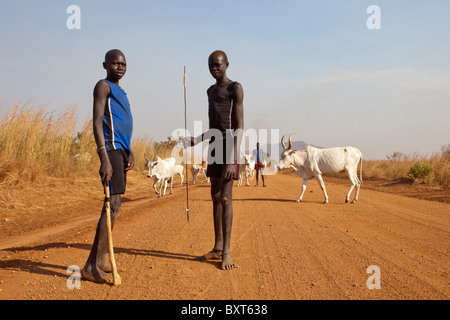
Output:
[359, 154, 363, 185]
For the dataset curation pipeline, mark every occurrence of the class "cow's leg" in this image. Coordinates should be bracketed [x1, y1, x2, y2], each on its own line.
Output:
[204, 171, 210, 183]
[316, 174, 329, 204]
[346, 187, 354, 203]
[297, 179, 309, 202]
[169, 177, 174, 195]
[158, 179, 166, 198]
[162, 178, 169, 196]
[346, 171, 356, 203]
[345, 169, 360, 203]
[237, 171, 242, 186]
[179, 173, 184, 186]
[352, 171, 361, 203]
[153, 177, 160, 195]
[157, 181, 162, 198]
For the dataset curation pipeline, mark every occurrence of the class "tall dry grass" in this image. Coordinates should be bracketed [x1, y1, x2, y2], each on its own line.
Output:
[363, 151, 450, 187]
[0, 104, 97, 187]
[131, 135, 155, 171]
[0, 104, 179, 189]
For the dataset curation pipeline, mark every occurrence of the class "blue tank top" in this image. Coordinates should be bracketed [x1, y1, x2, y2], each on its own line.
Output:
[103, 79, 133, 154]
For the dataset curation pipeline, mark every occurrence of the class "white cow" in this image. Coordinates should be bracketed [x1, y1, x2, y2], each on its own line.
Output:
[144, 155, 183, 197]
[174, 164, 185, 186]
[237, 152, 255, 186]
[191, 161, 209, 185]
[278, 134, 363, 204]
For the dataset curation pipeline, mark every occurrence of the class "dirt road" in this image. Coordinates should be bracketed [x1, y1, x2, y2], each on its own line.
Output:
[0, 172, 448, 300]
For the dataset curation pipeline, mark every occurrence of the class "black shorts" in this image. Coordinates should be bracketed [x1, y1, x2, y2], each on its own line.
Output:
[108, 149, 129, 195]
[206, 163, 240, 180]
[206, 138, 240, 180]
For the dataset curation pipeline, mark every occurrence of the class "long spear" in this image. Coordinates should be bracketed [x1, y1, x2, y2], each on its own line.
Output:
[184, 66, 189, 223]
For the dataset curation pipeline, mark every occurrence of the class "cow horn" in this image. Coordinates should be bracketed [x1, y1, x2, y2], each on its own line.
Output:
[281, 134, 287, 149]
[144, 154, 150, 162]
[288, 133, 294, 150]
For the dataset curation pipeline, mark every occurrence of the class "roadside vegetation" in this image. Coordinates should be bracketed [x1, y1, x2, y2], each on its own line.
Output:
[0, 104, 176, 191]
[1, 104, 449, 191]
[362, 148, 450, 187]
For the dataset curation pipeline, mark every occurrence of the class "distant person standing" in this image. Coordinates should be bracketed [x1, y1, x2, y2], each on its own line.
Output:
[253, 142, 266, 187]
[82, 49, 134, 284]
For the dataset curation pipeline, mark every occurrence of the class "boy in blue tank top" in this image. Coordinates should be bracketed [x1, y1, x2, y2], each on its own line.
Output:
[82, 49, 134, 284]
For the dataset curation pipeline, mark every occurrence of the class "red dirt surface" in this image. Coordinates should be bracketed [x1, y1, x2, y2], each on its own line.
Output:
[0, 170, 449, 300]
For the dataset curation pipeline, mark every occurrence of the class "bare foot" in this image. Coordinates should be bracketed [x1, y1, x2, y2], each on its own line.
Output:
[221, 252, 237, 270]
[99, 261, 126, 273]
[196, 249, 222, 261]
[81, 264, 113, 284]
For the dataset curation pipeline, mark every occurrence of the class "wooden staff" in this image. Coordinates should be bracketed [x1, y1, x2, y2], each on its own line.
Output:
[184, 66, 190, 223]
[104, 184, 121, 286]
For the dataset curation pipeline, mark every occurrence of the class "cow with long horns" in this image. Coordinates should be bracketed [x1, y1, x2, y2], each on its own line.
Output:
[278, 134, 363, 204]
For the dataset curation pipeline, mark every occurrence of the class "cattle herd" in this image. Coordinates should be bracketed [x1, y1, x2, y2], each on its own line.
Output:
[144, 135, 363, 204]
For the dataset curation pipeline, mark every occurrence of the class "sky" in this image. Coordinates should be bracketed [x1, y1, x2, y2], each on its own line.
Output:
[0, 0, 449, 160]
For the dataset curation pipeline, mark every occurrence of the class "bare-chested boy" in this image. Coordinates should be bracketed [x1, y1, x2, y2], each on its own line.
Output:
[187, 50, 244, 270]
[82, 49, 134, 283]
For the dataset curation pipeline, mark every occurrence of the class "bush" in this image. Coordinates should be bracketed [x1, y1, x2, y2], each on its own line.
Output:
[386, 151, 406, 161]
[408, 161, 434, 183]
